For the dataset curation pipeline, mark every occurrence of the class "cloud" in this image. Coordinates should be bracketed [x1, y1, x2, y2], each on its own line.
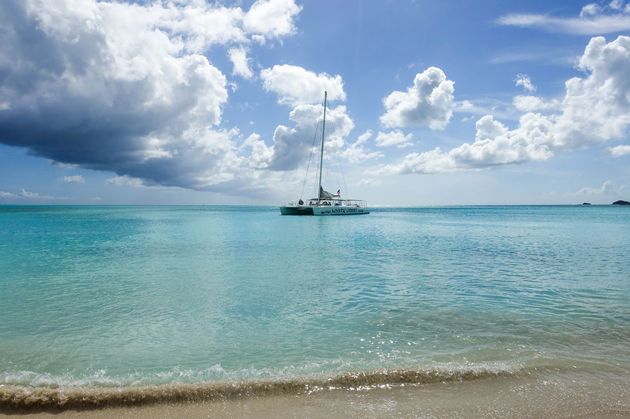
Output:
[264, 104, 354, 170]
[580, 3, 601, 18]
[610, 0, 624, 10]
[515, 74, 536, 91]
[374, 130, 413, 148]
[577, 180, 619, 195]
[228, 47, 253, 79]
[454, 99, 515, 120]
[238, 133, 274, 169]
[62, 175, 85, 183]
[606, 144, 630, 156]
[3, 189, 59, 200]
[243, 0, 302, 39]
[49, 160, 78, 169]
[380, 67, 455, 130]
[18, 189, 41, 199]
[106, 175, 145, 187]
[0, 188, 62, 200]
[260, 65, 346, 105]
[0, 0, 301, 193]
[497, 4, 630, 35]
[513, 96, 560, 112]
[0, 191, 17, 198]
[340, 130, 384, 163]
[489, 49, 577, 65]
[379, 36, 630, 175]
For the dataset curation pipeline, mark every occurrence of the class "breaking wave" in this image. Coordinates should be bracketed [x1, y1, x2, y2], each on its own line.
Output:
[0, 365, 515, 410]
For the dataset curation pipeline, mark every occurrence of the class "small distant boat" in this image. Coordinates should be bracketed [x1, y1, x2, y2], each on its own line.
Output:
[280, 91, 369, 216]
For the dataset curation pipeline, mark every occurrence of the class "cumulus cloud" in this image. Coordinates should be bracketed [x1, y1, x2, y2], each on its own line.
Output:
[256, 63, 355, 173]
[236, 134, 270, 169]
[340, 130, 384, 164]
[606, 144, 630, 156]
[260, 65, 346, 105]
[62, 175, 85, 183]
[243, 0, 302, 39]
[380, 67, 454, 130]
[515, 74, 536, 91]
[474, 115, 509, 141]
[228, 47, 253, 79]
[0, 0, 302, 192]
[264, 104, 354, 170]
[497, 3, 630, 34]
[374, 130, 413, 148]
[379, 36, 630, 175]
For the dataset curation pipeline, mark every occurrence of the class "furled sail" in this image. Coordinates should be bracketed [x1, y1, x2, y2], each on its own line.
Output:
[319, 186, 339, 199]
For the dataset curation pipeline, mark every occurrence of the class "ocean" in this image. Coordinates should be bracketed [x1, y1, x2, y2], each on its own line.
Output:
[1, 205, 629, 412]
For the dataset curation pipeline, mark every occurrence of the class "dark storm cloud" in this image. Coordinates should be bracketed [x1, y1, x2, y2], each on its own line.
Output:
[0, 0, 304, 191]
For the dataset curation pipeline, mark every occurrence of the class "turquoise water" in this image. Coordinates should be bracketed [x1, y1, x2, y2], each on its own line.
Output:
[1, 205, 629, 403]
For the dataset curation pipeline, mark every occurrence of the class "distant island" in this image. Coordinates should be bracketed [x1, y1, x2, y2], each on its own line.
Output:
[582, 202, 591, 206]
[612, 200, 630, 205]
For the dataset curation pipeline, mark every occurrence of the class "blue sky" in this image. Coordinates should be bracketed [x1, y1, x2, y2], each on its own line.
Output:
[1, 0, 629, 205]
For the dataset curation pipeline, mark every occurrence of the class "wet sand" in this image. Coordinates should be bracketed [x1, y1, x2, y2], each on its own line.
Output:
[6, 373, 630, 418]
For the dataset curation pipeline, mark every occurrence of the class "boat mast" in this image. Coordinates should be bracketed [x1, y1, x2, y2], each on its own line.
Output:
[318, 91, 327, 200]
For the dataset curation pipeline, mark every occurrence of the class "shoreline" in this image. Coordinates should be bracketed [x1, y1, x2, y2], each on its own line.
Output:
[0, 366, 511, 411]
[3, 372, 629, 418]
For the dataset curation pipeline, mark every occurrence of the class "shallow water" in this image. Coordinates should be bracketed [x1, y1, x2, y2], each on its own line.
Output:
[1, 205, 629, 408]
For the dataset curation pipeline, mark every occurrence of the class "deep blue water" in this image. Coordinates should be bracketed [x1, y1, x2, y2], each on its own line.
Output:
[0, 205, 629, 389]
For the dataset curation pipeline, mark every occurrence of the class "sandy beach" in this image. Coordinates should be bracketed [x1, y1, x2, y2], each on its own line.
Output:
[5, 372, 630, 418]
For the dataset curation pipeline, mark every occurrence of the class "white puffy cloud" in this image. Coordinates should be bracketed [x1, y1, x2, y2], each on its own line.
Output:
[62, 175, 85, 183]
[515, 74, 536, 91]
[228, 47, 253, 79]
[258, 104, 354, 170]
[475, 115, 508, 141]
[380, 36, 630, 175]
[243, 0, 302, 39]
[340, 130, 384, 163]
[380, 67, 454, 130]
[239, 133, 274, 169]
[253, 63, 354, 177]
[0, 0, 302, 193]
[606, 144, 630, 156]
[260, 65, 346, 105]
[554, 35, 630, 149]
[375, 130, 413, 148]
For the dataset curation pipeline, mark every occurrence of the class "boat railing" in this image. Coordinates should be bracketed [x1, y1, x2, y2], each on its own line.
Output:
[283, 199, 368, 208]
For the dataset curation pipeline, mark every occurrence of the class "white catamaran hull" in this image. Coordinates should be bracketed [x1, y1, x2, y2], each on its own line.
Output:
[312, 206, 369, 216]
[280, 205, 369, 216]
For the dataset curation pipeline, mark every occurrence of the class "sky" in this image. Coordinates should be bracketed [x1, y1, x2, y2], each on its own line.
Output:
[1, 0, 630, 206]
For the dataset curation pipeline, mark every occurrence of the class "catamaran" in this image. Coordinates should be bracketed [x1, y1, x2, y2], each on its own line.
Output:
[280, 91, 369, 216]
